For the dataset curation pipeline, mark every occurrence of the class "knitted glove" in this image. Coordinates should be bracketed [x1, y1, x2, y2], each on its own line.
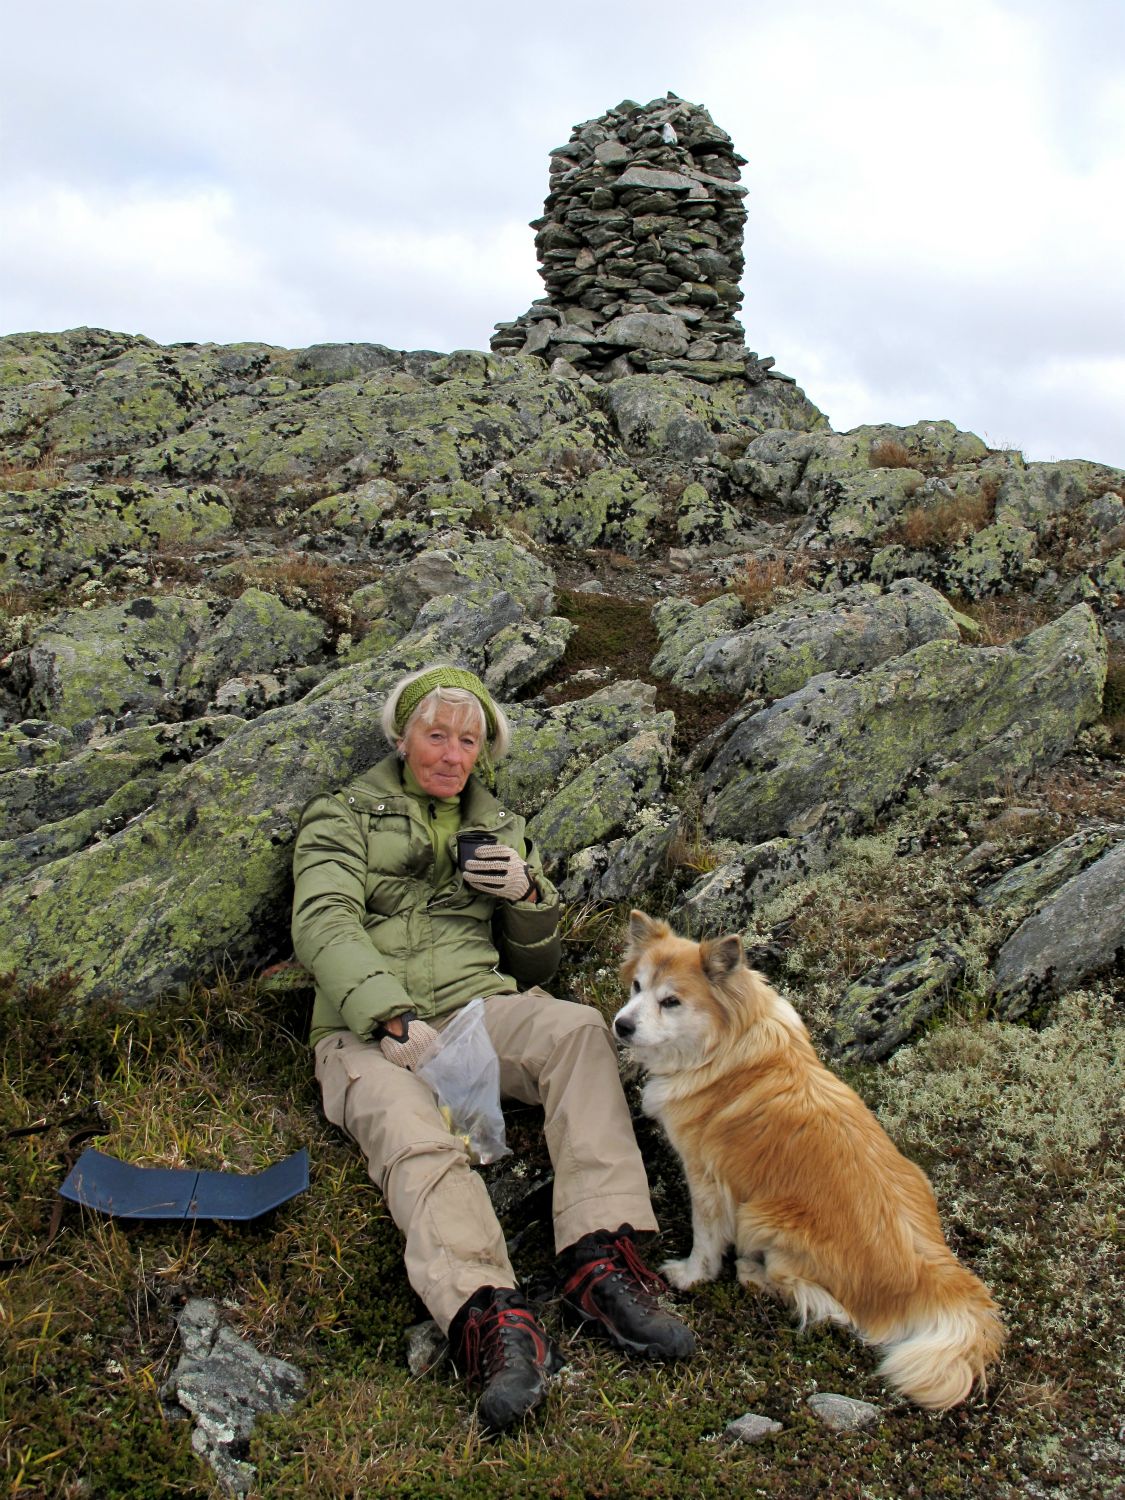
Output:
[462, 843, 534, 902]
[378, 1018, 440, 1069]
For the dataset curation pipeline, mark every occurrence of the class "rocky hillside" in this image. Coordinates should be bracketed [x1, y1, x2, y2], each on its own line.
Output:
[2, 323, 1124, 1494]
[0, 325, 1121, 1033]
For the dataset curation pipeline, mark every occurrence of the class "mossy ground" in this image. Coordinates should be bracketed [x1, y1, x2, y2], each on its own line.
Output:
[541, 589, 742, 757]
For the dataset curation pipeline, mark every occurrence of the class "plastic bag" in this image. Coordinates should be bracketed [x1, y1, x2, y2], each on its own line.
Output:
[414, 998, 510, 1165]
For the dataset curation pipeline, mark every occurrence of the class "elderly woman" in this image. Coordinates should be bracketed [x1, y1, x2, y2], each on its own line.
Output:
[291, 665, 693, 1432]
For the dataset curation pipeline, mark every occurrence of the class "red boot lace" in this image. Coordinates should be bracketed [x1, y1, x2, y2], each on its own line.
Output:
[605, 1233, 668, 1300]
[461, 1302, 551, 1383]
[562, 1233, 669, 1308]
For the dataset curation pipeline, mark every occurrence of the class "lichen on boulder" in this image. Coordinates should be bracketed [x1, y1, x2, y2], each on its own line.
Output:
[700, 604, 1106, 843]
[653, 578, 962, 700]
[9, 596, 217, 730]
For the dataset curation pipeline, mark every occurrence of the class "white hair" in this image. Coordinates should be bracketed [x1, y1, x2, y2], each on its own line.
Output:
[380, 667, 512, 761]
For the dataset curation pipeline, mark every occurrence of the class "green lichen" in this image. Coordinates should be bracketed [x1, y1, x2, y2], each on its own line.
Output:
[0, 483, 233, 589]
[527, 720, 673, 865]
[181, 587, 327, 690]
[704, 606, 1107, 842]
[949, 522, 1041, 596]
[20, 596, 216, 727]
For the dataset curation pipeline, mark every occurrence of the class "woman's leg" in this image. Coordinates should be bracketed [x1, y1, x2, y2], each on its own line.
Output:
[481, 991, 658, 1252]
[315, 1030, 516, 1330]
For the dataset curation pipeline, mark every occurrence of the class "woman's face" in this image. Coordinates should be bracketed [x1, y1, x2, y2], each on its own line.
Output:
[400, 703, 482, 798]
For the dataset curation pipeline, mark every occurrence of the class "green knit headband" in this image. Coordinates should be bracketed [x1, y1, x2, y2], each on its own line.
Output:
[393, 667, 499, 741]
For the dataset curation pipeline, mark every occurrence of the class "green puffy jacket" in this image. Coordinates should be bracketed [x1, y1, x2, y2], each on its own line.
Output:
[291, 754, 562, 1045]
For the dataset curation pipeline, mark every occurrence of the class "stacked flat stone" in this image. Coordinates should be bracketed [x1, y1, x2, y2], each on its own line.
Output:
[492, 93, 774, 385]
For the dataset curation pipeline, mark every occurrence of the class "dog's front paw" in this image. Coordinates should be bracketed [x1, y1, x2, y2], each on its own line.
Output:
[662, 1257, 705, 1290]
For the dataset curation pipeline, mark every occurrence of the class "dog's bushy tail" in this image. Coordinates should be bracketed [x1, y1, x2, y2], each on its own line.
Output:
[877, 1263, 1005, 1410]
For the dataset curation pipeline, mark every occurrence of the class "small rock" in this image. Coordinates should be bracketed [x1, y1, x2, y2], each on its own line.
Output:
[828, 938, 968, 1063]
[806, 1392, 880, 1430]
[161, 1298, 304, 1495]
[405, 1319, 448, 1377]
[721, 1411, 783, 1445]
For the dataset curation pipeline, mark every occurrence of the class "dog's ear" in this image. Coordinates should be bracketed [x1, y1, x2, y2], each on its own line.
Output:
[627, 910, 669, 948]
[700, 933, 744, 982]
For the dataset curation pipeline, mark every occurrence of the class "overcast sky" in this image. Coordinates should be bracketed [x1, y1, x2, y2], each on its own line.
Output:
[3, 0, 1122, 469]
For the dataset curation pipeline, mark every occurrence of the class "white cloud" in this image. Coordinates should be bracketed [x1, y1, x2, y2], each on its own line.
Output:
[0, 180, 297, 342]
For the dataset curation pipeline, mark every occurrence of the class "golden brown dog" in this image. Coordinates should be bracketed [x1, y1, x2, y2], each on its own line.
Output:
[615, 911, 1005, 1410]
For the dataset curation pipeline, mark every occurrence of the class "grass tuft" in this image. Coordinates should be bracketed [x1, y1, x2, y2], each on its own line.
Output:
[726, 552, 812, 619]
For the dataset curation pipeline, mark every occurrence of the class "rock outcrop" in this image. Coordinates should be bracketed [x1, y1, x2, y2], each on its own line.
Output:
[0, 92, 1120, 1032]
[697, 605, 1106, 843]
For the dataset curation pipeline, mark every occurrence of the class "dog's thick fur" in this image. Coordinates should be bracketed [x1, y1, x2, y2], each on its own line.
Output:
[616, 911, 1005, 1410]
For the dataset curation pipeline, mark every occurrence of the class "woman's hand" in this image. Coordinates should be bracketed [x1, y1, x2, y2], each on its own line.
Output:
[376, 1015, 440, 1068]
[462, 844, 536, 902]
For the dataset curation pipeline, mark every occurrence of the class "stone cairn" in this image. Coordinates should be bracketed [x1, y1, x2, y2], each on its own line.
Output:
[491, 92, 780, 386]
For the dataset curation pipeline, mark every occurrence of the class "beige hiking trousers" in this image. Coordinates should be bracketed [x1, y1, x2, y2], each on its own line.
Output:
[314, 988, 658, 1331]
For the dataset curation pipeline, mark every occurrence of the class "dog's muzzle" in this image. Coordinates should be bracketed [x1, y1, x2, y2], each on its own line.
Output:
[613, 1014, 636, 1042]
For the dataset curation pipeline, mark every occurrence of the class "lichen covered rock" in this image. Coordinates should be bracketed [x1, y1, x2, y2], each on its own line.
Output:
[700, 604, 1106, 843]
[559, 809, 680, 905]
[526, 718, 675, 875]
[993, 840, 1125, 1015]
[828, 938, 969, 1061]
[995, 459, 1125, 536]
[182, 588, 328, 702]
[0, 317, 1119, 1027]
[0, 482, 233, 588]
[654, 578, 962, 700]
[9, 596, 216, 729]
[947, 521, 1041, 596]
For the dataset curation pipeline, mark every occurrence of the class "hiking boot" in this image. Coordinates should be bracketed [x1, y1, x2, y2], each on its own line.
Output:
[559, 1225, 696, 1360]
[448, 1286, 563, 1433]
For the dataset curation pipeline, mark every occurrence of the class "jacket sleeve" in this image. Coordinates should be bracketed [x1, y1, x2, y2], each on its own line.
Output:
[493, 831, 562, 988]
[291, 793, 413, 1038]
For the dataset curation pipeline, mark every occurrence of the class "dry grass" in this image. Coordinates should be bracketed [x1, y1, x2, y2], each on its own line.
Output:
[0, 451, 65, 493]
[0, 585, 42, 626]
[659, 472, 690, 503]
[890, 488, 996, 550]
[754, 826, 983, 993]
[868, 438, 917, 470]
[554, 445, 604, 480]
[1036, 752, 1125, 825]
[664, 793, 723, 877]
[219, 553, 377, 638]
[727, 551, 813, 618]
[955, 595, 1057, 646]
[222, 474, 336, 529]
